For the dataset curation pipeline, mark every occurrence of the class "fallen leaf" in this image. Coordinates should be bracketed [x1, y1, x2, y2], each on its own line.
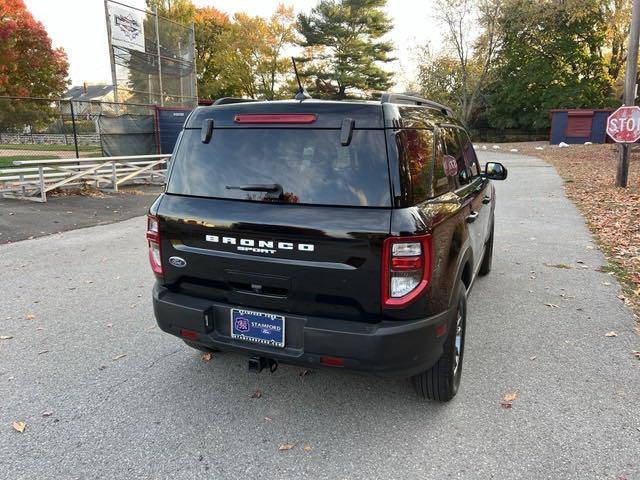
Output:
[201, 352, 213, 362]
[112, 353, 127, 361]
[605, 331, 618, 337]
[499, 402, 512, 409]
[545, 263, 572, 269]
[278, 443, 295, 451]
[303, 445, 313, 452]
[25, 314, 35, 321]
[251, 389, 263, 399]
[0, 335, 13, 340]
[41, 410, 53, 417]
[503, 390, 518, 402]
[12, 421, 26, 433]
[544, 303, 560, 308]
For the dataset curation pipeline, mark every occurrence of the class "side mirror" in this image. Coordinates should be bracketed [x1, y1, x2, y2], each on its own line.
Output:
[484, 162, 508, 180]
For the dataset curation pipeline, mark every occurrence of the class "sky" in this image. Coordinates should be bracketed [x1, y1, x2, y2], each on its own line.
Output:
[24, 0, 446, 93]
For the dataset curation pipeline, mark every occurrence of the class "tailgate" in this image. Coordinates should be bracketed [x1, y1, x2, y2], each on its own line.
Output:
[157, 195, 391, 322]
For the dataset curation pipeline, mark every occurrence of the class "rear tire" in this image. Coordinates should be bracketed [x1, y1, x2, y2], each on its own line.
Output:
[182, 340, 219, 353]
[478, 222, 494, 276]
[412, 282, 466, 402]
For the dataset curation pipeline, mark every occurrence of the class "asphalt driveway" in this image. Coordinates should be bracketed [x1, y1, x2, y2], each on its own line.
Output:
[1, 152, 638, 479]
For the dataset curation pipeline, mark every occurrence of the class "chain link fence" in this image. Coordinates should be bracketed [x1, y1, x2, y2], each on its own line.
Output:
[0, 96, 161, 168]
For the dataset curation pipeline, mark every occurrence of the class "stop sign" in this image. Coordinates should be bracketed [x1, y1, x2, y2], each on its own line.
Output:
[606, 106, 640, 143]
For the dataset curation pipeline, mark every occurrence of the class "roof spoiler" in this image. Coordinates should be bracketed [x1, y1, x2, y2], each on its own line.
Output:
[212, 97, 258, 106]
[380, 93, 453, 116]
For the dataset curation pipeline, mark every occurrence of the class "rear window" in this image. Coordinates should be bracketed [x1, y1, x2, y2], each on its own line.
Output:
[167, 129, 391, 207]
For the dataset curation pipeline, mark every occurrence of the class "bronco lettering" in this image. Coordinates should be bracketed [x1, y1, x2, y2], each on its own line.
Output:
[205, 234, 314, 254]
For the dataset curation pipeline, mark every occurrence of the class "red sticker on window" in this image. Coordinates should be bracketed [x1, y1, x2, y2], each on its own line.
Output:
[443, 155, 457, 176]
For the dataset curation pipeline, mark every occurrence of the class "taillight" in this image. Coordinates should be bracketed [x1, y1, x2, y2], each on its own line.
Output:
[146, 215, 163, 277]
[381, 234, 432, 308]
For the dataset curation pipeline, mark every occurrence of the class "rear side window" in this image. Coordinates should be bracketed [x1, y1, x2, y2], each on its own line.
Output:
[441, 127, 470, 187]
[167, 129, 391, 207]
[433, 132, 456, 197]
[459, 130, 480, 178]
[395, 129, 434, 204]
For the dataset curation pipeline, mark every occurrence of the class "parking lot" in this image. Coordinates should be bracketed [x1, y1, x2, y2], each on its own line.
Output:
[1, 151, 639, 479]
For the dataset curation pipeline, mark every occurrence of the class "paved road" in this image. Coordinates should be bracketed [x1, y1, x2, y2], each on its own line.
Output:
[0, 185, 162, 244]
[1, 152, 638, 479]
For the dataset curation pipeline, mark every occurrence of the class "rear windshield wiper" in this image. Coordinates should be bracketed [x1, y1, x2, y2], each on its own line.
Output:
[225, 183, 283, 198]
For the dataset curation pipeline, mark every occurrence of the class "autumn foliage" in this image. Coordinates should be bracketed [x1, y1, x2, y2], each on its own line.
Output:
[0, 0, 68, 98]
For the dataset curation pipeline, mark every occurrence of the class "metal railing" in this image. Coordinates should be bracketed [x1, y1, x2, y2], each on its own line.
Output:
[0, 154, 170, 202]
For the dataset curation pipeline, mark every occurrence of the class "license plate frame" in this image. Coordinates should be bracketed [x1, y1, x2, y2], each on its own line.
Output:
[230, 308, 285, 348]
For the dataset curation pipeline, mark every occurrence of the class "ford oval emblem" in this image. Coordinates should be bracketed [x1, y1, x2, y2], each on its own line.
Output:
[169, 256, 187, 268]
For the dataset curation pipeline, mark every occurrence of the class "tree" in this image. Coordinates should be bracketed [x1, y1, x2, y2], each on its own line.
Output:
[416, 49, 466, 114]
[222, 5, 297, 100]
[0, 0, 68, 98]
[417, 0, 500, 125]
[145, 0, 195, 24]
[601, 0, 632, 91]
[487, 0, 614, 129]
[0, 0, 69, 130]
[256, 5, 298, 100]
[194, 7, 241, 99]
[297, 0, 395, 99]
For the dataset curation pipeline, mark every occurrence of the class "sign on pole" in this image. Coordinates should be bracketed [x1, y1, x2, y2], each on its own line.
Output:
[606, 106, 640, 143]
[109, 4, 145, 53]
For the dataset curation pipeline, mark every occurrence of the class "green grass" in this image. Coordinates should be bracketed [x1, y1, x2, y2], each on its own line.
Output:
[0, 144, 101, 152]
[0, 155, 57, 167]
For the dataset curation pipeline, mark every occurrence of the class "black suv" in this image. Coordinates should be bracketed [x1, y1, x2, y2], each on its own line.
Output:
[148, 94, 507, 402]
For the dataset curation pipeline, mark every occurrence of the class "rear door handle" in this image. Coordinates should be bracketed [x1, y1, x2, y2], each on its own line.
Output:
[482, 195, 491, 205]
[466, 211, 479, 223]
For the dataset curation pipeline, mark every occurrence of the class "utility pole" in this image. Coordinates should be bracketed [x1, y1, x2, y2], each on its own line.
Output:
[616, 0, 640, 187]
[104, 0, 118, 105]
[154, 6, 164, 107]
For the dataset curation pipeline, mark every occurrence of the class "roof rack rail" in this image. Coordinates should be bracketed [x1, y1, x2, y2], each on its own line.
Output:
[380, 93, 454, 116]
[212, 97, 258, 106]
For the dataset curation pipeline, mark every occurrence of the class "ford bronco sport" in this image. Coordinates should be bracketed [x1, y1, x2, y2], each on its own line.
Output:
[148, 93, 507, 402]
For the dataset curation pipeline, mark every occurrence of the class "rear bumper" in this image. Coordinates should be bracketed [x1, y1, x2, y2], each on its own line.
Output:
[152, 284, 454, 377]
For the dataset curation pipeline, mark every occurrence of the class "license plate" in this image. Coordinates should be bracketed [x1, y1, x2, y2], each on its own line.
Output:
[230, 308, 285, 348]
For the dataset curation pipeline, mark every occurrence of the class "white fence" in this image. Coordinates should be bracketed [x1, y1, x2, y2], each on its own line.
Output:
[0, 154, 170, 202]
